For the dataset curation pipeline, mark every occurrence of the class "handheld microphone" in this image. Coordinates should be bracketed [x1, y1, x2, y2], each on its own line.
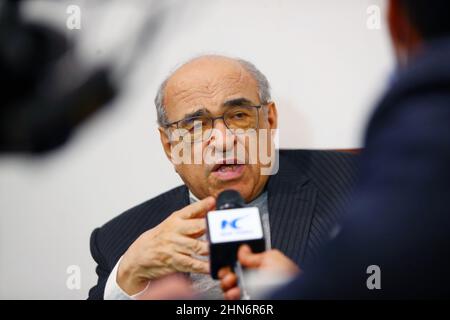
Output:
[206, 190, 266, 281]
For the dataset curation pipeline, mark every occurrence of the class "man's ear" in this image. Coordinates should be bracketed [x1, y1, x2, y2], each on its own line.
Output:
[388, 0, 410, 48]
[266, 102, 278, 130]
[159, 127, 173, 162]
[388, 0, 422, 64]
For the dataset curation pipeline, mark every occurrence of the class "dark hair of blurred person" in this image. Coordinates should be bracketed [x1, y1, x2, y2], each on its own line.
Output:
[399, 0, 450, 40]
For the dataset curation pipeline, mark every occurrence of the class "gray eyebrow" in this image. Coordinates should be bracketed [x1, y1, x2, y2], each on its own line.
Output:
[177, 98, 255, 122]
[223, 98, 254, 107]
[182, 108, 210, 119]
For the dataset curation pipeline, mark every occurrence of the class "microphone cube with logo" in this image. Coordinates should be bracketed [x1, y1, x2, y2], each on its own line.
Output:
[206, 190, 266, 279]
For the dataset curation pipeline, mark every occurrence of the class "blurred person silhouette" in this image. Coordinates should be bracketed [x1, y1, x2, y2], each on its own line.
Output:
[220, 0, 450, 299]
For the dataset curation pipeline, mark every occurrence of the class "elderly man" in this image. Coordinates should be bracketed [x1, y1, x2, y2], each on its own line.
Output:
[88, 55, 358, 299]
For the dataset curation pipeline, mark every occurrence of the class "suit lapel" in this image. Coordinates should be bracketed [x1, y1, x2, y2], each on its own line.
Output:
[267, 154, 318, 265]
[143, 185, 190, 231]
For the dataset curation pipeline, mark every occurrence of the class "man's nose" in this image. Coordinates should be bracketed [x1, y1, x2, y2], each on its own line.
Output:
[209, 118, 235, 152]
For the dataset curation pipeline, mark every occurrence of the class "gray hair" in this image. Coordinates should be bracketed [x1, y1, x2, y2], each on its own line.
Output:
[154, 55, 271, 127]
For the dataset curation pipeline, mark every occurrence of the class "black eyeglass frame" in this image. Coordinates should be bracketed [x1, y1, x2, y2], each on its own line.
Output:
[162, 105, 263, 130]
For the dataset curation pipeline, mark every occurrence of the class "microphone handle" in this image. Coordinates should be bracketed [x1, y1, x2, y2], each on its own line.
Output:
[234, 261, 251, 300]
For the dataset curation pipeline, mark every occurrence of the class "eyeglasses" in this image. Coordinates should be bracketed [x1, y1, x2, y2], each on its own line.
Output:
[164, 105, 262, 142]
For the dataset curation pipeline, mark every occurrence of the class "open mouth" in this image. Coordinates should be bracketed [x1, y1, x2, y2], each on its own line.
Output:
[211, 161, 245, 181]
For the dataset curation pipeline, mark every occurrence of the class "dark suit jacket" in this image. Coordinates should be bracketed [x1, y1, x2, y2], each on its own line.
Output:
[273, 38, 450, 299]
[88, 149, 358, 299]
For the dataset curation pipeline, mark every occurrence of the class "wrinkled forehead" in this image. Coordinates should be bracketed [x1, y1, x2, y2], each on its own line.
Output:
[163, 58, 260, 118]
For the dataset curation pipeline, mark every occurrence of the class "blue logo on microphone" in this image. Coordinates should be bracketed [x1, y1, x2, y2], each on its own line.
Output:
[221, 215, 248, 230]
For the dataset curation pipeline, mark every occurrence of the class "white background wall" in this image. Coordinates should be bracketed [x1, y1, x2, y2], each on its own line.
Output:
[0, 0, 392, 299]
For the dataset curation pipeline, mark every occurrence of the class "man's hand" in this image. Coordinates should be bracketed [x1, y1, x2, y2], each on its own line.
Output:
[134, 274, 195, 300]
[218, 245, 301, 300]
[117, 196, 215, 295]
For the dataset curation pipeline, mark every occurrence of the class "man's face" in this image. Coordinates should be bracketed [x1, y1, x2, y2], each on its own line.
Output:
[159, 57, 278, 202]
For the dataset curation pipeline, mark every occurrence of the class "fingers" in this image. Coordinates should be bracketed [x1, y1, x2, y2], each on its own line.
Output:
[224, 287, 241, 300]
[178, 218, 206, 237]
[173, 236, 209, 256]
[218, 266, 232, 279]
[218, 266, 239, 300]
[173, 254, 210, 274]
[220, 271, 238, 292]
[177, 197, 215, 219]
[238, 245, 264, 268]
